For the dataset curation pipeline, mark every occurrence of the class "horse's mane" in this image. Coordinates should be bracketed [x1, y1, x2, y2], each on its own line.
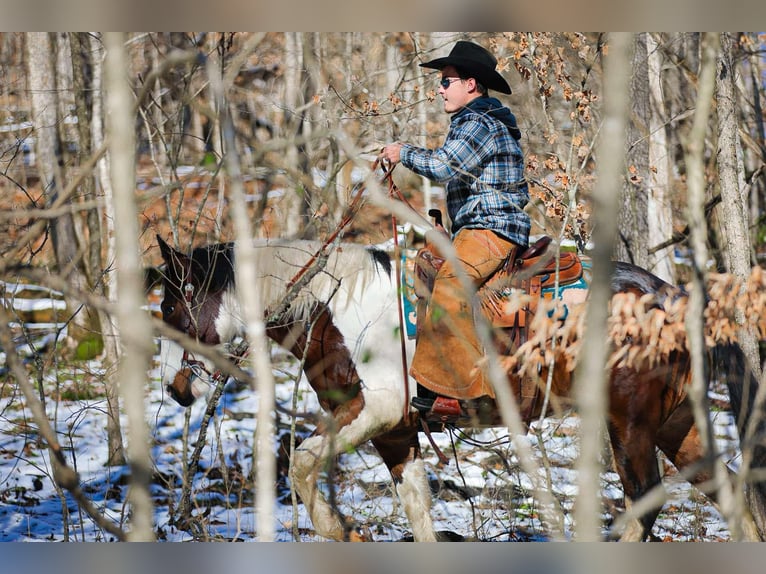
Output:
[611, 261, 682, 307]
[209, 239, 392, 322]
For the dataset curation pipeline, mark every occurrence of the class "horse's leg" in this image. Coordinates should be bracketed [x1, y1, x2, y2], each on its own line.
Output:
[656, 399, 712, 488]
[291, 392, 413, 541]
[272, 313, 379, 541]
[607, 369, 665, 541]
[656, 398, 761, 541]
[291, 435, 346, 540]
[371, 419, 437, 542]
[290, 394, 366, 541]
[607, 422, 662, 540]
[608, 422, 663, 541]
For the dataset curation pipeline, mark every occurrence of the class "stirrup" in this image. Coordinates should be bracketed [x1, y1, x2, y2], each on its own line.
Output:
[411, 395, 463, 423]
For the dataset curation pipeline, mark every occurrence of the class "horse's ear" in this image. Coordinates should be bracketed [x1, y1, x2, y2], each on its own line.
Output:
[157, 234, 187, 266]
[157, 234, 173, 262]
[157, 234, 189, 283]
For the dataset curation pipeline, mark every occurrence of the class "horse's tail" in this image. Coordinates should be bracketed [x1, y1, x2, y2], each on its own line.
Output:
[711, 342, 766, 539]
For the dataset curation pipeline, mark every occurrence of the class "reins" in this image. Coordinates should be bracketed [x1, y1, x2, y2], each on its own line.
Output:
[378, 162, 455, 457]
[379, 160, 413, 424]
[283, 158, 413, 424]
[180, 269, 201, 372]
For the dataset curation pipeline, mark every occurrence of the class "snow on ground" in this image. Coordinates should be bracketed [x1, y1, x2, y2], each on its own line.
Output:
[0, 333, 741, 542]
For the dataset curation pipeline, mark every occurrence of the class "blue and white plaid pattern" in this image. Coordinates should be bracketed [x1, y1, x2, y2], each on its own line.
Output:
[400, 102, 530, 248]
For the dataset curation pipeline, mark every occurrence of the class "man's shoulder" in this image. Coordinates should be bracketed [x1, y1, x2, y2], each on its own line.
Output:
[450, 108, 495, 132]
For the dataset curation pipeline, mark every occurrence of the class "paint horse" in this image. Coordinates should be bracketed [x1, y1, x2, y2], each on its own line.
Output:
[156, 235, 765, 541]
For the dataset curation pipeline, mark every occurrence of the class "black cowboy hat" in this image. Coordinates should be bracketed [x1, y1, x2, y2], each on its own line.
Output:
[420, 40, 512, 95]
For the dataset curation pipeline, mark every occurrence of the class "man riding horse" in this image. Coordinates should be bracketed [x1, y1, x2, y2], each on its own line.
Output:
[380, 40, 529, 422]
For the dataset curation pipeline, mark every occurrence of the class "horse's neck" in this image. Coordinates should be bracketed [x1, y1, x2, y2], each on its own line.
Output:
[219, 240, 389, 335]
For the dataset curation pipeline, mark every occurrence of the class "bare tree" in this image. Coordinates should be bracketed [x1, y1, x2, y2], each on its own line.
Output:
[69, 33, 127, 466]
[206, 33, 277, 540]
[646, 33, 676, 283]
[681, 31, 753, 541]
[413, 32, 433, 216]
[716, 34, 753, 279]
[104, 32, 154, 541]
[573, 32, 632, 541]
[26, 33, 93, 348]
[616, 33, 650, 267]
[279, 32, 313, 238]
[715, 31, 766, 537]
[739, 35, 765, 236]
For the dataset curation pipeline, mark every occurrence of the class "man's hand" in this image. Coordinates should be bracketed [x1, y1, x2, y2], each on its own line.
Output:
[380, 142, 403, 165]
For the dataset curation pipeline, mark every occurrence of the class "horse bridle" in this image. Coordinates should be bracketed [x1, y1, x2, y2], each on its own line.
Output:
[179, 274, 205, 374]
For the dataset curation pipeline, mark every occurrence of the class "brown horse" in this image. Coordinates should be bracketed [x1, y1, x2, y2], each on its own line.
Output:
[156, 234, 766, 541]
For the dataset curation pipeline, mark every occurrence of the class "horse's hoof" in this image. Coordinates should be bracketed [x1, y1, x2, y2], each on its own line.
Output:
[347, 525, 373, 542]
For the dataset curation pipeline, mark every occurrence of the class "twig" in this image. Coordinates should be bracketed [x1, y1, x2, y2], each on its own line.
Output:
[173, 371, 229, 527]
[289, 317, 317, 541]
[648, 194, 722, 255]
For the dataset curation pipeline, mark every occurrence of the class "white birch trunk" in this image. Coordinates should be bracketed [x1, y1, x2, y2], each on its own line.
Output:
[281, 32, 304, 238]
[207, 50, 277, 542]
[104, 32, 155, 542]
[574, 32, 631, 541]
[88, 33, 126, 466]
[646, 33, 675, 283]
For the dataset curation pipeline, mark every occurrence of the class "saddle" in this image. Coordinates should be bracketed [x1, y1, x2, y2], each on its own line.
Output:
[414, 234, 586, 338]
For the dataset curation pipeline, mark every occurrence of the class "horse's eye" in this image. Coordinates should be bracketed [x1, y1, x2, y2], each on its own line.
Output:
[162, 303, 175, 316]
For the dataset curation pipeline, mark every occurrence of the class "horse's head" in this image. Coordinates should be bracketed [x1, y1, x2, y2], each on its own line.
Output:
[156, 235, 235, 406]
[157, 235, 232, 345]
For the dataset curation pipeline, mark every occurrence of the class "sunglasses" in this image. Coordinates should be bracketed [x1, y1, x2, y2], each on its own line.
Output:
[439, 77, 462, 89]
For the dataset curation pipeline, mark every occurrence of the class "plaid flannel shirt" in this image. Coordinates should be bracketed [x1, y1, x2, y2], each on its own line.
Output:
[399, 98, 530, 248]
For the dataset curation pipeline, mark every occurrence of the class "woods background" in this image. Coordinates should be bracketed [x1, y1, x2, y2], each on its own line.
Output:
[0, 32, 764, 541]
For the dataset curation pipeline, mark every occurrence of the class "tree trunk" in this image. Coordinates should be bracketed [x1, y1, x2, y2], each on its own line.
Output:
[743, 39, 765, 246]
[715, 31, 766, 538]
[414, 32, 433, 217]
[615, 33, 649, 266]
[716, 33, 754, 277]
[70, 33, 100, 290]
[104, 32, 155, 542]
[280, 32, 309, 239]
[574, 32, 631, 541]
[682, 32, 757, 541]
[26, 33, 94, 350]
[82, 33, 126, 466]
[646, 33, 676, 283]
[715, 32, 761, 376]
[207, 47, 278, 541]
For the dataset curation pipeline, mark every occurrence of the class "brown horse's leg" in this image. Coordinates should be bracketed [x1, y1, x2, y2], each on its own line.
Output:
[607, 370, 665, 541]
[656, 399, 761, 541]
[371, 418, 437, 542]
[607, 421, 663, 541]
[656, 399, 712, 487]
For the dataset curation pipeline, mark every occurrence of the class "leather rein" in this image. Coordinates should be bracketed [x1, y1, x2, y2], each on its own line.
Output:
[176, 159, 414, 423]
